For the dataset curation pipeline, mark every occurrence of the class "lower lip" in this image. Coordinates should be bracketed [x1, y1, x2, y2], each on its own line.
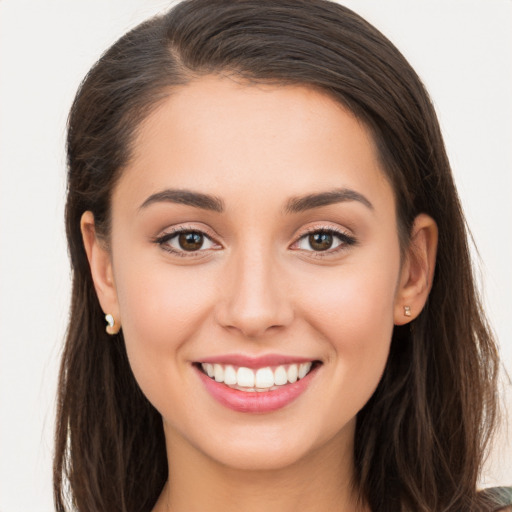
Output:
[195, 365, 318, 413]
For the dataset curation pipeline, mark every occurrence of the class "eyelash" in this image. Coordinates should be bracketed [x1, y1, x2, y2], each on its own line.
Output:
[293, 226, 357, 257]
[152, 225, 219, 258]
[152, 225, 357, 258]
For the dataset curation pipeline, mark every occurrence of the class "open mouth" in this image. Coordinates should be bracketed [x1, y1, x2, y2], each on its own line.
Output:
[195, 361, 322, 393]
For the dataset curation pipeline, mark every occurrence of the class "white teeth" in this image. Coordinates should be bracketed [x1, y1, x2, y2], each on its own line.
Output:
[237, 367, 255, 387]
[274, 365, 288, 386]
[287, 364, 298, 383]
[214, 364, 224, 382]
[223, 365, 237, 385]
[204, 363, 214, 378]
[255, 367, 274, 388]
[200, 361, 315, 389]
[298, 362, 312, 379]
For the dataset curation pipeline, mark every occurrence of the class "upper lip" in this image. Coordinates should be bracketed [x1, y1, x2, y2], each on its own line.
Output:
[196, 354, 319, 368]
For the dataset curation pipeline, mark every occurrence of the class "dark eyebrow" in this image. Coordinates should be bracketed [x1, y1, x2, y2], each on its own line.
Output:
[139, 189, 224, 213]
[284, 188, 374, 214]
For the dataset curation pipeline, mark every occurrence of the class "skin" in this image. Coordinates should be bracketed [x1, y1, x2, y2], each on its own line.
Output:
[82, 76, 437, 511]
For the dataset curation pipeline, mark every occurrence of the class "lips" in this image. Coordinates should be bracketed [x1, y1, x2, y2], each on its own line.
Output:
[194, 355, 321, 413]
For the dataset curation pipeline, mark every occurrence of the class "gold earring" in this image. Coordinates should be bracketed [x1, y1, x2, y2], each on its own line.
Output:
[105, 313, 120, 335]
[404, 306, 411, 317]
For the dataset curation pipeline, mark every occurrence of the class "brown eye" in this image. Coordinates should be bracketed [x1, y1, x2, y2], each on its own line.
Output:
[156, 230, 217, 254]
[294, 229, 355, 254]
[308, 232, 333, 251]
[178, 232, 204, 251]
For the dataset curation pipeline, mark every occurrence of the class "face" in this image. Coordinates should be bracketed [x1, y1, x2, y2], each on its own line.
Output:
[88, 76, 414, 472]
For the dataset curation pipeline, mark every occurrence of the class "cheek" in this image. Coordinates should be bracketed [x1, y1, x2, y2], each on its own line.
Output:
[113, 259, 217, 399]
[301, 263, 398, 346]
[296, 253, 400, 401]
[117, 259, 215, 337]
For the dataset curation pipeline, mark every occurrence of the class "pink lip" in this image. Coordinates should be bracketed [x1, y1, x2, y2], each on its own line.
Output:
[195, 363, 319, 413]
[197, 353, 316, 369]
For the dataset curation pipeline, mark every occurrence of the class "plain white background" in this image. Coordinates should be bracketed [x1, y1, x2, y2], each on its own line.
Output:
[0, 1, 510, 510]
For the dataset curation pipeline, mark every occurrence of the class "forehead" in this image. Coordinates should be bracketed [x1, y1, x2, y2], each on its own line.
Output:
[115, 75, 393, 214]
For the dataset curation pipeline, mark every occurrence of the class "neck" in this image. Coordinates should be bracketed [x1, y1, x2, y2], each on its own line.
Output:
[153, 422, 368, 512]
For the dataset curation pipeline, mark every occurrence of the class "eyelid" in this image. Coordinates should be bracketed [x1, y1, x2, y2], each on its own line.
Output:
[290, 224, 357, 255]
[151, 223, 356, 259]
[152, 224, 222, 257]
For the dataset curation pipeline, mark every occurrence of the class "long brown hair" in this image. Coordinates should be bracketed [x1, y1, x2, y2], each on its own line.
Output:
[54, 1, 500, 510]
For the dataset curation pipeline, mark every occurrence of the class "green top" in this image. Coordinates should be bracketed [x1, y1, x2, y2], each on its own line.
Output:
[479, 487, 512, 511]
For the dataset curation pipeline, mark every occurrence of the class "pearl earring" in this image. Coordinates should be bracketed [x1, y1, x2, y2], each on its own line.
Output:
[105, 313, 120, 335]
[404, 306, 411, 317]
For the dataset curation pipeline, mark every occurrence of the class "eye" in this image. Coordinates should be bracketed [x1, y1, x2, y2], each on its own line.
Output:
[155, 229, 219, 255]
[294, 228, 356, 253]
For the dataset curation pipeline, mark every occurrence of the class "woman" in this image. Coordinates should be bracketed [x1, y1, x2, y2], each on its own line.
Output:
[53, 0, 511, 510]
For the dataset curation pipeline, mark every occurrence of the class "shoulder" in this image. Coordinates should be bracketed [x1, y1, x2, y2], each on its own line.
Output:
[478, 487, 512, 511]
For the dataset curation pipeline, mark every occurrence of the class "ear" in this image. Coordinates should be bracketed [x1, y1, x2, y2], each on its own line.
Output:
[394, 213, 438, 325]
[81, 211, 121, 333]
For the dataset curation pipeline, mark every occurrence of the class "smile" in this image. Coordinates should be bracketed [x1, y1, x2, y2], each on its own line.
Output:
[200, 362, 314, 392]
[194, 357, 321, 413]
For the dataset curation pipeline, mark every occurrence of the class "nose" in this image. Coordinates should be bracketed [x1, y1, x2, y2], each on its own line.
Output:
[214, 246, 294, 339]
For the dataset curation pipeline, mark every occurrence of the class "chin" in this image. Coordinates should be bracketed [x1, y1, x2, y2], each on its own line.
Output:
[205, 443, 315, 472]
[174, 415, 355, 473]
